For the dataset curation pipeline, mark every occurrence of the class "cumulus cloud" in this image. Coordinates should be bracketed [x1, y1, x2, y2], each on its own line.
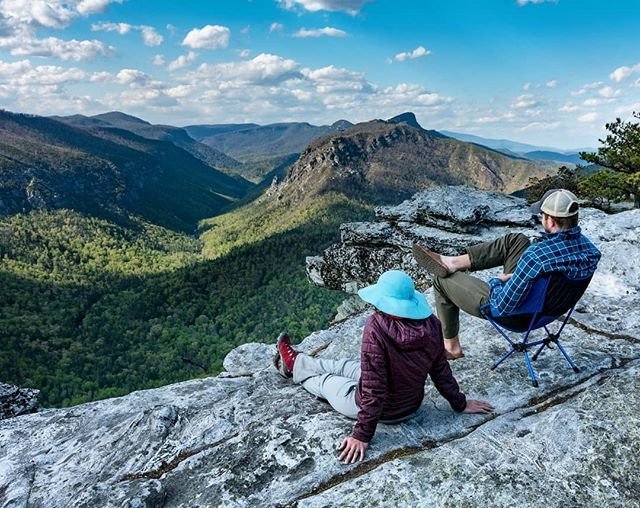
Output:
[394, 46, 431, 62]
[182, 25, 230, 49]
[578, 112, 599, 123]
[269, 22, 283, 33]
[609, 63, 640, 83]
[598, 85, 621, 98]
[77, 0, 123, 15]
[0, 33, 113, 60]
[511, 94, 540, 109]
[167, 51, 197, 72]
[302, 65, 372, 93]
[546, 79, 558, 88]
[115, 68, 152, 87]
[153, 54, 165, 66]
[0, 0, 123, 29]
[277, 0, 371, 15]
[190, 53, 301, 85]
[91, 22, 163, 46]
[293, 27, 346, 38]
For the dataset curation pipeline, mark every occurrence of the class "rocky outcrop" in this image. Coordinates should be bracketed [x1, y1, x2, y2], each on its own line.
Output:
[1, 187, 639, 507]
[0, 383, 39, 420]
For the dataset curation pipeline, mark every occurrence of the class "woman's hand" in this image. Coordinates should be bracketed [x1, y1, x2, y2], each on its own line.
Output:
[338, 436, 368, 464]
[463, 399, 494, 413]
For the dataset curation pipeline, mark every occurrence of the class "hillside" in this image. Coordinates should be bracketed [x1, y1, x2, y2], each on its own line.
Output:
[53, 112, 245, 175]
[0, 110, 253, 232]
[186, 120, 353, 163]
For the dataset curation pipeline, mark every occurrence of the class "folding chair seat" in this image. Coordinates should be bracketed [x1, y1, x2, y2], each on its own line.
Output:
[480, 272, 592, 387]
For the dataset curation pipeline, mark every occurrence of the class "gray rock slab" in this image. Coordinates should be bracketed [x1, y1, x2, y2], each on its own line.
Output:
[298, 362, 640, 508]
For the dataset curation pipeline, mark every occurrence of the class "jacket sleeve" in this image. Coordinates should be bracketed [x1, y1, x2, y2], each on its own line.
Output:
[352, 321, 388, 443]
[489, 249, 542, 316]
[428, 317, 467, 412]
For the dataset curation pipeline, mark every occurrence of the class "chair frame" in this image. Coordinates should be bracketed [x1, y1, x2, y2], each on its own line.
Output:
[481, 273, 590, 387]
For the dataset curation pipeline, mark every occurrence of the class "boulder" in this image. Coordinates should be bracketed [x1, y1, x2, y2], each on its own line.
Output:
[0, 383, 39, 420]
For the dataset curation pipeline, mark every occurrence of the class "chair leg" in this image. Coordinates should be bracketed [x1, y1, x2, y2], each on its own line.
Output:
[492, 348, 516, 370]
[532, 342, 546, 362]
[556, 341, 580, 373]
[523, 351, 539, 387]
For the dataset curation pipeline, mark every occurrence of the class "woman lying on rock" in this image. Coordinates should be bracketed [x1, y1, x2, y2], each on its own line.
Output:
[274, 270, 493, 464]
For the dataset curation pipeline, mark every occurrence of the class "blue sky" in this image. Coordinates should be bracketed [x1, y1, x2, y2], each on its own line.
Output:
[0, 0, 639, 148]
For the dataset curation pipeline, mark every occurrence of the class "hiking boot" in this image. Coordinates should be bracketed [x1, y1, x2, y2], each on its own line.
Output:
[273, 332, 298, 378]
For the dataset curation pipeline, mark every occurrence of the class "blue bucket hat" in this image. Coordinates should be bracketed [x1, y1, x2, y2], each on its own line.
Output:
[358, 270, 432, 320]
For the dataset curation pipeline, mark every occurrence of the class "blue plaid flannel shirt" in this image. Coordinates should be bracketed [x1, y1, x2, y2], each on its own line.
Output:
[488, 226, 601, 317]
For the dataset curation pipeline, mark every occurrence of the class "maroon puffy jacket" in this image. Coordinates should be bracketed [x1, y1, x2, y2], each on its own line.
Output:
[352, 311, 467, 442]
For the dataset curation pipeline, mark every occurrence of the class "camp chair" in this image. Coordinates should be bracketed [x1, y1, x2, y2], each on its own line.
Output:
[480, 272, 592, 387]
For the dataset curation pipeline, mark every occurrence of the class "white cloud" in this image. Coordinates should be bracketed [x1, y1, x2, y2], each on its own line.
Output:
[182, 25, 230, 50]
[517, 0, 558, 5]
[615, 102, 640, 116]
[0, 34, 113, 61]
[0, 0, 123, 29]
[609, 64, 640, 82]
[238, 49, 250, 58]
[558, 102, 580, 113]
[577, 112, 599, 123]
[153, 54, 165, 66]
[115, 68, 151, 87]
[570, 81, 603, 96]
[277, 0, 370, 15]
[76, 0, 123, 15]
[583, 98, 604, 107]
[190, 53, 301, 85]
[140, 26, 163, 46]
[91, 22, 163, 46]
[546, 79, 558, 88]
[394, 46, 431, 62]
[167, 51, 197, 72]
[302, 65, 372, 93]
[523, 82, 531, 91]
[598, 85, 621, 98]
[511, 94, 539, 109]
[294, 27, 347, 38]
[269, 22, 283, 33]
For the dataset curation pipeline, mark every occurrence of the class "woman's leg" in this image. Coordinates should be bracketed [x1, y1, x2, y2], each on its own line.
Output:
[292, 354, 360, 419]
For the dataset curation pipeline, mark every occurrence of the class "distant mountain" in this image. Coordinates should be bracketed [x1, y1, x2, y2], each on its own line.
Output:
[1, 110, 253, 231]
[185, 120, 354, 163]
[440, 130, 594, 155]
[523, 151, 585, 165]
[53, 112, 244, 174]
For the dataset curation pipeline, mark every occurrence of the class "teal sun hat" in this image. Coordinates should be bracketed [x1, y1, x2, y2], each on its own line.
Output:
[358, 270, 432, 320]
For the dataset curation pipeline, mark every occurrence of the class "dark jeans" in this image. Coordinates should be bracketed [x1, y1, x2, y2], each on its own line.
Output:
[431, 233, 531, 338]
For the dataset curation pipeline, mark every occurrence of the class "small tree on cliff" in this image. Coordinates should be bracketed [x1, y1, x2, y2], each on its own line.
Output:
[580, 111, 640, 208]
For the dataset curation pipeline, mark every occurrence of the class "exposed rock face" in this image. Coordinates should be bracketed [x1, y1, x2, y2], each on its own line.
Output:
[1, 187, 639, 507]
[0, 383, 39, 420]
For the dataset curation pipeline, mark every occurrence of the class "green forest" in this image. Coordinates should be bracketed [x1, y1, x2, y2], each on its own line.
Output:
[0, 199, 371, 407]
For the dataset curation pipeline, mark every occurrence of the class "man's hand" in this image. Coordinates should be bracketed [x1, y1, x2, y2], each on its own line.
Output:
[496, 273, 513, 282]
[463, 399, 494, 413]
[338, 436, 368, 464]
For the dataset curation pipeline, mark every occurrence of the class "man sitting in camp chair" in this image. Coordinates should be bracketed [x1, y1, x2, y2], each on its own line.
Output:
[412, 189, 601, 360]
